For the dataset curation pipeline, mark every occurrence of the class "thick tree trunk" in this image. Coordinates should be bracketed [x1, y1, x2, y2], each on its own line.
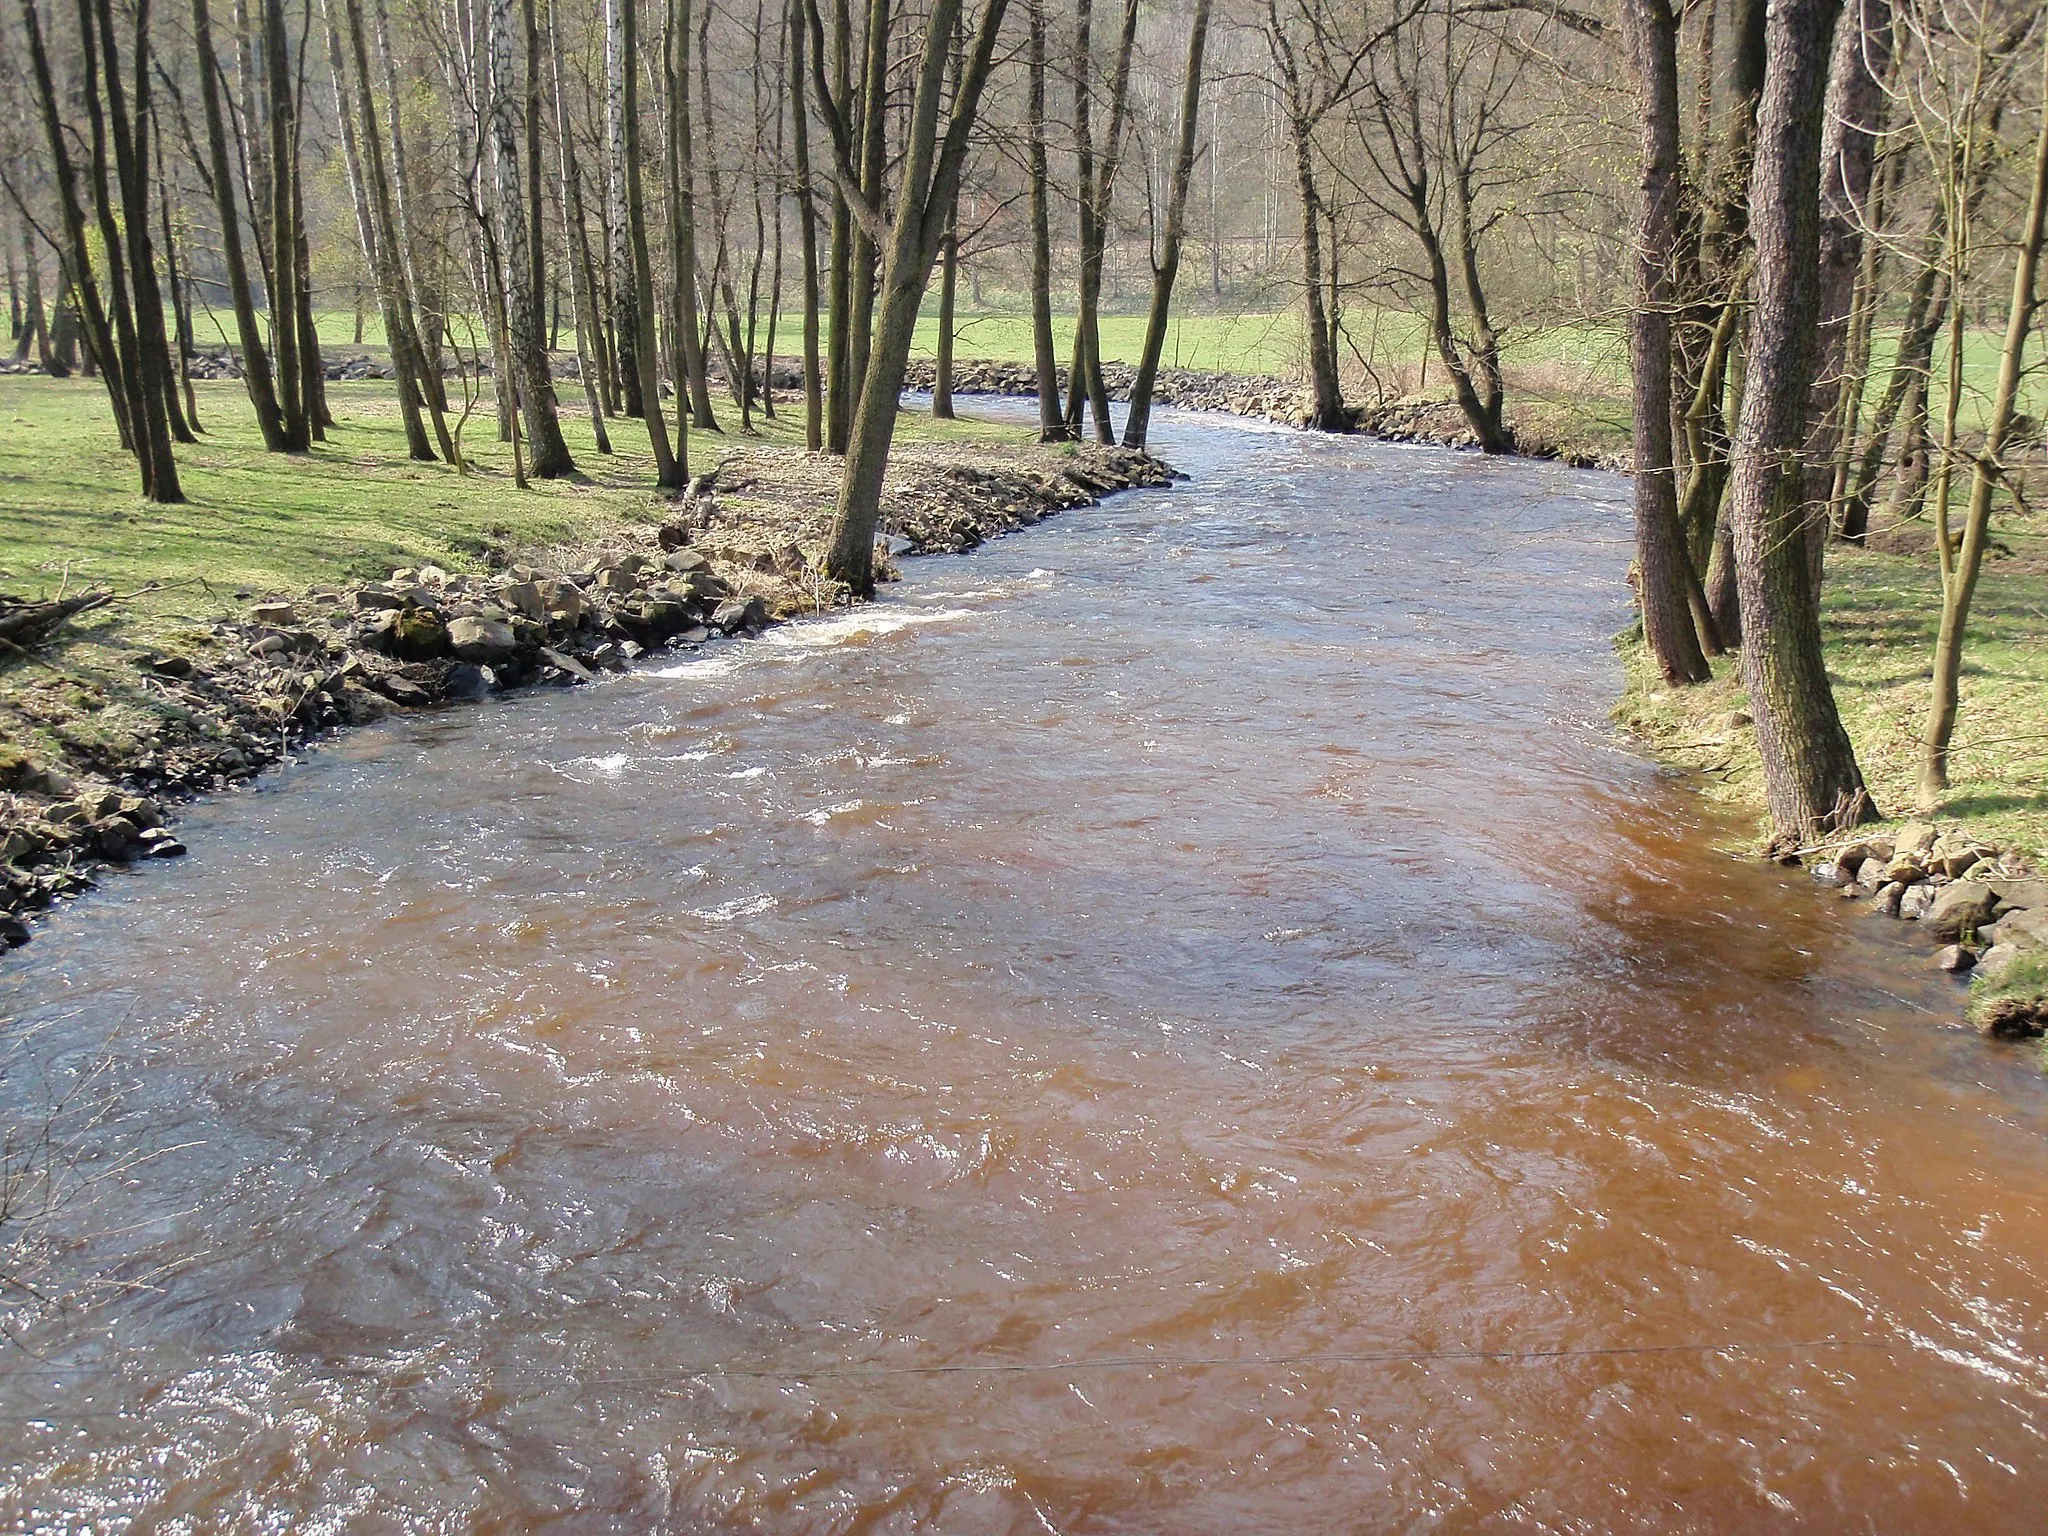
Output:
[489, 0, 575, 476]
[1727, 0, 1873, 843]
[1123, 0, 1210, 451]
[1624, 0, 1711, 682]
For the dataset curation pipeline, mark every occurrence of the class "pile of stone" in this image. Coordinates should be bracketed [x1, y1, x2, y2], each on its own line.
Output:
[1811, 820, 2048, 1036]
[0, 533, 769, 951]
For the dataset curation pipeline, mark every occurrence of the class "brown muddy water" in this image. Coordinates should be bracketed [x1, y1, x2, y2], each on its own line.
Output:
[4, 407, 2048, 1532]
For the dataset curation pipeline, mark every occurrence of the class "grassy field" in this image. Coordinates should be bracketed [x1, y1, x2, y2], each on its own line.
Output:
[0, 376, 1017, 641]
[1616, 541, 2048, 860]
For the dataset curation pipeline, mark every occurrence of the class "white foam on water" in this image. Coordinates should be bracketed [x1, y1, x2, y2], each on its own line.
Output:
[647, 606, 974, 681]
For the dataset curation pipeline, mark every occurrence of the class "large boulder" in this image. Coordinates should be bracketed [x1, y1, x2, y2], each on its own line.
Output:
[496, 580, 548, 621]
[1986, 906, 2048, 952]
[1925, 880, 2001, 943]
[367, 607, 450, 660]
[448, 615, 517, 663]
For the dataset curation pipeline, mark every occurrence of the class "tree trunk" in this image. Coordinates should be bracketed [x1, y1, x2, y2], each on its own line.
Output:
[933, 201, 959, 419]
[788, 0, 823, 449]
[490, 0, 575, 476]
[1027, 0, 1064, 441]
[1727, 0, 1873, 843]
[265, 0, 310, 450]
[1801, 0, 1892, 577]
[549, 1, 612, 453]
[621, 0, 681, 486]
[1918, 38, 2048, 808]
[669, 0, 718, 432]
[194, 0, 287, 448]
[606, 0, 644, 417]
[818, 0, 1012, 595]
[1624, 0, 1711, 682]
[1123, 0, 1210, 450]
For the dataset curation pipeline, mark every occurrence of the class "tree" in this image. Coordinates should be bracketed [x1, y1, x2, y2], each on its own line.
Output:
[1917, 22, 2048, 808]
[810, 0, 1013, 594]
[619, 0, 682, 486]
[193, 0, 287, 449]
[1725, 0, 1874, 843]
[1622, 0, 1711, 682]
[1123, 0, 1212, 449]
[488, 0, 575, 476]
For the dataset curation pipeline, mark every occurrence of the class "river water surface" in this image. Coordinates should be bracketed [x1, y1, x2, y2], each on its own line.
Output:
[4, 407, 2048, 1531]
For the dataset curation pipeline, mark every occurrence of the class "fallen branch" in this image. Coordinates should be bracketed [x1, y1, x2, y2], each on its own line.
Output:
[0, 590, 116, 654]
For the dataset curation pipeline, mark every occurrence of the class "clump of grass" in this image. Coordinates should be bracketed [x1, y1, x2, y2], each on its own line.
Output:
[1964, 951, 2048, 1041]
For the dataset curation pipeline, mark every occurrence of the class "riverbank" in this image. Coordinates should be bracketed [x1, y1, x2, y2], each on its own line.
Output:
[1614, 534, 2048, 1039]
[903, 357, 1633, 469]
[0, 378, 1169, 950]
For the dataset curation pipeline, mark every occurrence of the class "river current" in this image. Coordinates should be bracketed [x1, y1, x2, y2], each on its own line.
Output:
[4, 406, 2047, 1531]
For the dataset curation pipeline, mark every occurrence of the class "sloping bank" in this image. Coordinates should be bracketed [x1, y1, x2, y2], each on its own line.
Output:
[0, 439, 1171, 953]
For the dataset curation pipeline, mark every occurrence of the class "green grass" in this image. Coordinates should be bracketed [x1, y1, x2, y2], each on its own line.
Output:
[1615, 540, 2048, 860]
[0, 376, 1019, 634]
[1969, 951, 2048, 1038]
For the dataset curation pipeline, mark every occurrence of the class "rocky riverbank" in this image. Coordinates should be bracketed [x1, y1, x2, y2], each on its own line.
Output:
[1801, 823, 2048, 1038]
[0, 438, 1171, 953]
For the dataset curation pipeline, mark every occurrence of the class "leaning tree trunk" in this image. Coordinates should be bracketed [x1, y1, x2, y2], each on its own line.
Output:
[1726, 0, 1874, 844]
[1624, 0, 1712, 683]
[820, 0, 1011, 595]
[194, 0, 287, 448]
[489, 0, 575, 476]
[1917, 36, 2048, 808]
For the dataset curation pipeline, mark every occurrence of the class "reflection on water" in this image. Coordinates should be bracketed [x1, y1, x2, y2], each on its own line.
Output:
[4, 407, 2048, 1531]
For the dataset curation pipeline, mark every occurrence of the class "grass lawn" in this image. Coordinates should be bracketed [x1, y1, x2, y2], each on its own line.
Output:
[0, 376, 1020, 639]
[1615, 540, 2048, 860]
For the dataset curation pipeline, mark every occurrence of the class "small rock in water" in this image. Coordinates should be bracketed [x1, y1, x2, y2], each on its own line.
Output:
[1811, 861, 1844, 887]
[1838, 882, 1869, 900]
[443, 663, 494, 700]
[0, 916, 30, 948]
[1900, 884, 1936, 921]
[1856, 857, 1888, 887]
[1932, 944, 1975, 973]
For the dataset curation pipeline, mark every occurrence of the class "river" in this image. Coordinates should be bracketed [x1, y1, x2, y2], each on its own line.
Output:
[3, 406, 2047, 1531]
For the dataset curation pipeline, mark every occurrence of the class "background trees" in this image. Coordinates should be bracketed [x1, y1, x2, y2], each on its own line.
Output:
[1, 0, 2042, 848]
